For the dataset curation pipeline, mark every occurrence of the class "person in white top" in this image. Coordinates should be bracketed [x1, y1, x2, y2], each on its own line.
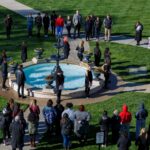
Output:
[62, 103, 75, 122]
[135, 21, 143, 45]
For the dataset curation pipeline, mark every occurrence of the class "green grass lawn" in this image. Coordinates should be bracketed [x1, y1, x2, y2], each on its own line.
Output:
[37, 92, 150, 150]
[17, 0, 150, 37]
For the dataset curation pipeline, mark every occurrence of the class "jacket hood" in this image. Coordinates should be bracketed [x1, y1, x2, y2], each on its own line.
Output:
[122, 104, 128, 112]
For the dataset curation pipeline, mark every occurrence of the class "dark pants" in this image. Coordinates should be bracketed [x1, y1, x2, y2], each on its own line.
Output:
[51, 24, 55, 35]
[28, 28, 32, 37]
[6, 27, 11, 39]
[66, 26, 71, 37]
[77, 52, 83, 61]
[74, 23, 81, 38]
[36, 26, 42, 37]
[57, 90, 62, 103]
[85, 86, 90, 97]
[3, 126, 11, 140]
[62, 134, 71, 149]
[12, 147, 22, 150]
[45, 120, 55, 135]
[85, 30, 90, 41]
[104, 73, 110, 89]
[94, 55, 100, 66]
[103, 130, 109, 145]
[2, 76, 7, 88]
[44, 26, 49, 36]
[18, 84, 24, 97]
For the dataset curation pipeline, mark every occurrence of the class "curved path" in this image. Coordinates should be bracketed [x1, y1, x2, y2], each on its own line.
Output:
[0, 0, 150, 149]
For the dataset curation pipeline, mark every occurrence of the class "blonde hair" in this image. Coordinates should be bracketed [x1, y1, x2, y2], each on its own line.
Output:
[140, 128, 148, 138]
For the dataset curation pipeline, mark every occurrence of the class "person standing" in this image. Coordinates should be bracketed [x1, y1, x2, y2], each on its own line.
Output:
[43, 99, 57, 135]
[136, 128, 149, 150]
[103, 14, 112, 41]
[10, 115, 26, 150]
[85, 16, 91, 41]
[27, 108, 38, 147]
[55, 69, 65, 103]
[76, 40, 84, 61]
[1, 59, 8, 91]
[119, 104, 132, 138]
[85, 67, 93, 98]
[99, 110, 110, 147]
[94, 17, 101, 40]
[89, 14, 95, 38]
[27, 14, 33, 37]
[73, 10, 82, 39]
[55, 15, 64, 37]
[74, 105, 91, 145]
[51, 11, 57, 36]
[21, 41, 27, 63]
[94, 42, 101, 66]
[63, 36, 70, 59]
[35, 13, 42, 37]
[66, 16, 72, 37]
[117, 131, 131, 150]
[111, 109, 121, 144]
[135, 21, 143, 45]
[135, 103, 148, 140]
[60, 113, 73, 150]
[4, 14, 13, 39]
[43, 13, 50, 37]
[16, 65, 26, 98]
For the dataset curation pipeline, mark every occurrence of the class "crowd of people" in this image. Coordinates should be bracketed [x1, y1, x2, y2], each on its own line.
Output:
[0, 99, 149, 150]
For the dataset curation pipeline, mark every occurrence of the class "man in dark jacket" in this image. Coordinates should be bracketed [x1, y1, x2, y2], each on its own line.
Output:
[10, 115, 25, 150]
[43, 13, 50, 37]
[1, 59, 8, 91]
[135, 103, 148, 140]
[51, 11, 57, 36]
[21, 41, 27, 63]
[94, 42, 101, 66]
[4, 14, 13, 39]
[55, 69, 64, 103]
[35, 13, 42, 37]
[99, 110, 110, 147]
[16, 65, 26, 98]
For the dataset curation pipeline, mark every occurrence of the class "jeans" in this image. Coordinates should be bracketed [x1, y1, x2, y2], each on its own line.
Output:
[56, 26, 63, 37]
[62, 134, 70, 148]
[136, 119, 145, 139]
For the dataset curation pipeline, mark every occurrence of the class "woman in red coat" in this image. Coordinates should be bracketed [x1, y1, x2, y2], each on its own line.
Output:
[55, 15, 64, 37]
[119, 104, 132, 138]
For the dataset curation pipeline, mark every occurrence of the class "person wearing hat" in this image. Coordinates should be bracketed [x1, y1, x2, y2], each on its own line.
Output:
[55, 69, 64, 103]
[16, 64, 26, 98]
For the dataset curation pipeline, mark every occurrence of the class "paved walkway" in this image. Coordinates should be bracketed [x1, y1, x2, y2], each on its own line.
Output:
[0, 0, 150, 149]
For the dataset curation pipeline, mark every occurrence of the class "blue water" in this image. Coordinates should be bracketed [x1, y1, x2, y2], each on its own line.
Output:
[24, 63, 86, 90]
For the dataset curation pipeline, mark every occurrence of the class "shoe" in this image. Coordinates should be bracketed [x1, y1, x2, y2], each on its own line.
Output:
[22, 96, 26, 99]
[18, 95, 21, 98]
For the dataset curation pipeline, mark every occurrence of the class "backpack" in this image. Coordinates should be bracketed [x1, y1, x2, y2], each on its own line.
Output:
[44, 108, 56, 124]
[0, 112, 6, 129]
[63, 120, 73, 135]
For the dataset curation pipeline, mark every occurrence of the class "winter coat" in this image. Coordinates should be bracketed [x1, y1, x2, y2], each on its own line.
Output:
[43, 16, 50, 28]
[35, 15, 42, 27]
[56, 73, 64, 90]
[10, 120, 25, 149]
[85, 70, 93, 88]
[117, 135, 131, 150]
[136, 135, 149, 150]
[63, 41, 70, 59]
[61, 118, 73, 135]
[99, 114, 110, 131]
[21, 45, 27, 62]
[103, 17, 112, 29]
[135, 103, 148, 120]
[4, 17, 13, 28]
[119, 105, 132, 124]
[27, 16, 33, 30]
[51, 13, 57, 25]
[72, 14, 82, 26]
[55, 17, 64, 27]
[111, 114, 121, 131]
[16, 69, 26, 85]
[135, 24, 143, 42]
[1, 61, 8, 78]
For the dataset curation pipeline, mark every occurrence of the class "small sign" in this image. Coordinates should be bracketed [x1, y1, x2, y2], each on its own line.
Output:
[96, 132, 104, 144]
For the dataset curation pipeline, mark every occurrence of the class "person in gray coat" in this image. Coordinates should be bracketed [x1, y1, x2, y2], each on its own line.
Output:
[74, 105, 91, 145]
[73, 10, 82, 39]
[16, 65, 26, 98]
[9, 115, 26, 150]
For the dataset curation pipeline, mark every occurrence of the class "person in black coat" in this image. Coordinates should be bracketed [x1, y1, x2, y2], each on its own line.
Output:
[117, 131, 131, 150]
[21, 41, 27, 63]
[43, 13, 50, 37]
[76, 40, 84, 61]
[94, 17, 101, 40]
[16, 65, 26, 98]
[66, 16, 72, 37]
[135, 21, 143, 45]
[85, 16, 91, 41]
[4, 14, 13, 39]
[1, 59, 8, 90]
[51, 11, 57, 36]
[99, 110, 110, 147]
[94, 42, 101, 66]
[35, 13, 42, 37]
[63, 36, 70, 59]
[111, 109, 121, 144]
[10, 115, 26, 150]
[55, 69, 64, 103]
[85, 68, 93, 98]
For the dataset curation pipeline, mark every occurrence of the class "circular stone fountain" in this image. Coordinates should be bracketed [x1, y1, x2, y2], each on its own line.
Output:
[8, 62, 104, 98]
